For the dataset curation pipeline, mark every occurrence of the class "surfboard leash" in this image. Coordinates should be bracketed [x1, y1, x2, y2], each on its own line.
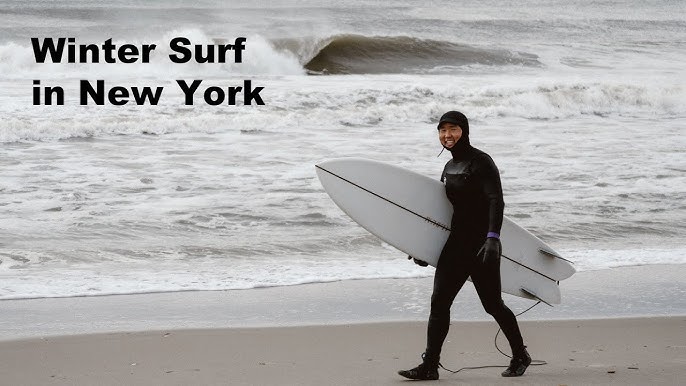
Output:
[437, 300, 548, 374]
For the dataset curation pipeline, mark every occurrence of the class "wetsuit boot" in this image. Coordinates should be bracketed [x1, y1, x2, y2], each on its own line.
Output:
[398, 353, 439, 380]
[501, 346, 531, 377]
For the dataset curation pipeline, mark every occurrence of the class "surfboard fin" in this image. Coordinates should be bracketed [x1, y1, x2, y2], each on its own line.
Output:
[538, 248, 574, 264]
[520, 287, 553, 307]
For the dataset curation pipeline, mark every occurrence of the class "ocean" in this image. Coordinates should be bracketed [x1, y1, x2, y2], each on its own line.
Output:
[0, 0, 684, 300]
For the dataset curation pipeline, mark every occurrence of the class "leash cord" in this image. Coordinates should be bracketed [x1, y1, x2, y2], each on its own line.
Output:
[438, 301, 548, 374]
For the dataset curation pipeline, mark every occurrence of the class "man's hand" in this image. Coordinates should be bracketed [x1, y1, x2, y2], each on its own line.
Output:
[478, 237, 501, 264]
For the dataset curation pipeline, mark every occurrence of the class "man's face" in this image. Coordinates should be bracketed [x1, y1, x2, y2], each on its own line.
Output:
[438, 122, 462, 149]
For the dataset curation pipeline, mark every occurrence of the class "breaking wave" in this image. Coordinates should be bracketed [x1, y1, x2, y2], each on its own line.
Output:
[1, 81, 682, 143]
[277, 34, 541, 74]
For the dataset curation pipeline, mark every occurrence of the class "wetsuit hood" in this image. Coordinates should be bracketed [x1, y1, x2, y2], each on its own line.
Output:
[437, 111, 469, 136]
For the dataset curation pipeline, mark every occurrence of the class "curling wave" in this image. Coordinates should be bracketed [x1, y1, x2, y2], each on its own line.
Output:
[275, 34, 541, 74]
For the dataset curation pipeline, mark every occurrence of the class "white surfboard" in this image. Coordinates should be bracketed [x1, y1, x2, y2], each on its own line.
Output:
[315, 158, 575, 305]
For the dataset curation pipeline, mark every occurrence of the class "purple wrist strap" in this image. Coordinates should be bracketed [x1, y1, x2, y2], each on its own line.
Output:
[487, 232, 500, 239]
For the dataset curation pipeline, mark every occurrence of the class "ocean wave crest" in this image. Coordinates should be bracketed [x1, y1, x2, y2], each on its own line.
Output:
[274, 34, 541, 74]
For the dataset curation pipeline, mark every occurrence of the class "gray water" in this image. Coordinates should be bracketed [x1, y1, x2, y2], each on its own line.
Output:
[0, 0, 684, 299]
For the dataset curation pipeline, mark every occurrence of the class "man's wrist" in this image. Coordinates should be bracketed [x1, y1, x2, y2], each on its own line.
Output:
[487, 232, 500, 239]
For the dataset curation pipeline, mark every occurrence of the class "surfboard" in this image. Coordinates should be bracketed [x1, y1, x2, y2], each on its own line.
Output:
[315, 157, 575, 305]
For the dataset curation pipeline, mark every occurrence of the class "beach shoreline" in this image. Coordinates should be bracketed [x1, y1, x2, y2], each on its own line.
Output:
[2, 264, 686, 341]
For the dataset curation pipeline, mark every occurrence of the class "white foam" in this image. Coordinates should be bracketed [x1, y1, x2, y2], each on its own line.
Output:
[2, 246, 685, 300]
[1, 75, 683, 143]
[562, 248, 686, 272]
[0, 251, 435, 300]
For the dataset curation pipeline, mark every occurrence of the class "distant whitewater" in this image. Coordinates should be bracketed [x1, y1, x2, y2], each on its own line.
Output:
[0, 76, 681, 143]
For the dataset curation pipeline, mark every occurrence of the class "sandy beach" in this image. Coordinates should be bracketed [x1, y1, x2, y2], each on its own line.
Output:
[0, 317, 684, 385]
[1, 265, 685, 385]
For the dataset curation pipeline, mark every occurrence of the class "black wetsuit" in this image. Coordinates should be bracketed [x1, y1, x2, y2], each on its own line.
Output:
[424, 142, 525, 365]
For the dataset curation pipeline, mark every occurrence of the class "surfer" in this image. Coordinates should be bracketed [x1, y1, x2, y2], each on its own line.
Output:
[398, 111, 531, 380]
